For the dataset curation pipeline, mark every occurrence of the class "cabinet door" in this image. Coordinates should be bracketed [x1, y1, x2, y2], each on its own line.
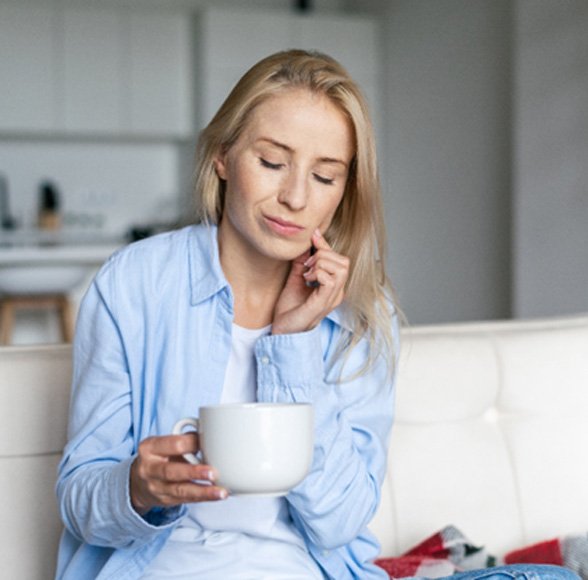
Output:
[0, 3, 57, 132]
[62, 6, 125, 134]
[295, 15, 379, 113]
[296, 15, 382, 153]
[197, 8, 381, 135]
[198, 8, 292, 127]
[128, 12, 193, 138]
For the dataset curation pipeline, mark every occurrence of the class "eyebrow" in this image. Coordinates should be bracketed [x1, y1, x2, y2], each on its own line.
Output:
[257, 137, 348, 168]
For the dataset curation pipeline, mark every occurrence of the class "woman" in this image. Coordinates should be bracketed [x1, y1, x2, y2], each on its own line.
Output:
[56, 50, 399, 579]
[56, 50, 576, 580]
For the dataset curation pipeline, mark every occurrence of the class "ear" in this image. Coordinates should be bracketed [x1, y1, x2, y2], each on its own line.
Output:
[213, 153, 228, 180]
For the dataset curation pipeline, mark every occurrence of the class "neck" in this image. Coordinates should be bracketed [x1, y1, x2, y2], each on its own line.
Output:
[218, 225, 290, 329]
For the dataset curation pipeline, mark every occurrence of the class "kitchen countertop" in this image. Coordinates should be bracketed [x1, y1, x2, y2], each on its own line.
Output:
[0, 229, 124, 265]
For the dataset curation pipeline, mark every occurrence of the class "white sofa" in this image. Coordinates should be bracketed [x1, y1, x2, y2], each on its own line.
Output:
[1, 314, 587, 579]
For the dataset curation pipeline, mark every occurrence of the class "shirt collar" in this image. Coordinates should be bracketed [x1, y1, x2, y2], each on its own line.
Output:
[188, 223, 230, 306]
[187, 222, 351, 332]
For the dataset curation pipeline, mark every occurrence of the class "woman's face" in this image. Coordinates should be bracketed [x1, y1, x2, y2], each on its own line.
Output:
[215, 89, 354, 263]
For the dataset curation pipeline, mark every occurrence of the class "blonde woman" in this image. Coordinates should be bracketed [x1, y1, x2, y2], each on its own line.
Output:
[56, 50, 399, 579]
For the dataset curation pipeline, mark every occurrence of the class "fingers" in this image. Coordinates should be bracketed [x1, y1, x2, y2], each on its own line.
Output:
[146, 432, 199, 457]
[130, 434, 228, 514]
[303, 253, 349, 283]
[302, 230, 349, 307]
[305, 229, 349, 270]
[271, 229, 350, 335]
[310, 228, 330, 251]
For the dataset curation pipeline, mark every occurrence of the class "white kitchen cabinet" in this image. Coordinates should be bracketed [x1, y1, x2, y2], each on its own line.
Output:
[295, 14, 381, 140]
[0, 3, 58, 133]
[197, 8, 292, 125]
[128, 12, 193, 137]
[200, 8, 292, 70]
[63, 7, 193, 138]
[196, 8, 380, 130]
[62, 6, 125, 134]
[0, 3, 193, 139]
[296, 15, 378, 79]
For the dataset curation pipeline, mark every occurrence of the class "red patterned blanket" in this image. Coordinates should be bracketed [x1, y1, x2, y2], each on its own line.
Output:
[375, 525, 587, 579]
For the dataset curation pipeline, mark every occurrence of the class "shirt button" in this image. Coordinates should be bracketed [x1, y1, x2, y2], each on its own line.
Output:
[260, 356, 270, 365]
[322, 550, 330, 557]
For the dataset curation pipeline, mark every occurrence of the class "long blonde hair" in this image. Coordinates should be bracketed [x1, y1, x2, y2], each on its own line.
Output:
[194, 49, 399, 378]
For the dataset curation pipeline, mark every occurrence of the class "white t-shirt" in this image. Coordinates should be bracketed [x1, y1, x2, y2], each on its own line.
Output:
[141, 324, 323, 579]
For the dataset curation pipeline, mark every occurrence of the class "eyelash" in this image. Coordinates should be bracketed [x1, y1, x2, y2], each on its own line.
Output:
[259, 157, 283, 171]
[258, 158, 335, 186]
[314, 174, 334, 186]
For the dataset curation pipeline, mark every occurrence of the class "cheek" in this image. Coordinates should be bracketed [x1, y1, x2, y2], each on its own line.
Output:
[315, 190, 345, 229]
[226, 160, 273, 204]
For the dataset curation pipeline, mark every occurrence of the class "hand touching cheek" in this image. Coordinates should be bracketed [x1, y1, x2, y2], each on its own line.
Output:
[272, 229, 349, 335]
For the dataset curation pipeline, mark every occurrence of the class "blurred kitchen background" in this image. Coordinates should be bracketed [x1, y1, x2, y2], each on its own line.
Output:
[0, 0, 586, 344]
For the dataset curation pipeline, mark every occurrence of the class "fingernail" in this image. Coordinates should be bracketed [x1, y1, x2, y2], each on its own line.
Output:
[207, 470, 216, 481]
[217, 489, 228, 500]
[314, 228, 322, 238]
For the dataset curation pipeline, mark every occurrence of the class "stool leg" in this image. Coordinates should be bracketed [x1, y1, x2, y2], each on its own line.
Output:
[58, 296, 74, 343]
[0, 299, 15, 345]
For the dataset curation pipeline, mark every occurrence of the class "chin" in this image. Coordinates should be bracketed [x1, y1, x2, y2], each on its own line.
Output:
[261, 238, 307, 262]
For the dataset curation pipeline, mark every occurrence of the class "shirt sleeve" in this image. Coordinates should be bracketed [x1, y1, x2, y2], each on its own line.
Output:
[55, 263, 185, 549]
[254, 311, 399, 551]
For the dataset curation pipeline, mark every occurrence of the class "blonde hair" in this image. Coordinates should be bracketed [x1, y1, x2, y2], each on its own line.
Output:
[194, 49, 399, 378]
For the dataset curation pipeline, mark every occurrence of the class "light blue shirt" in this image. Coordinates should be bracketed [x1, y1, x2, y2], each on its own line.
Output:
[55, 224, 397, 579]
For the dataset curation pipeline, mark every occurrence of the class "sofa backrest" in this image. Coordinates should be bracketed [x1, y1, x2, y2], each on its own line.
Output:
[0, 344, 71, 579]
[369, 314, 588, 559]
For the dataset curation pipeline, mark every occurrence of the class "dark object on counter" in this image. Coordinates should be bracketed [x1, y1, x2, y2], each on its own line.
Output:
[127, 226, 153, 242]
[0, 173, 17, 230]
[38, 180, 61, 231]
[294, 0, 313, 12]
[126, 221, 181, 243]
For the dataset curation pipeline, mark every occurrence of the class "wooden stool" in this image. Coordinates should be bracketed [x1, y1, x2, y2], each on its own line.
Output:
[0, 294, 74, 345]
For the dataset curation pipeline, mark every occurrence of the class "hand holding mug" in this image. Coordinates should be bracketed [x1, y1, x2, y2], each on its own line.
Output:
[174, 403, 314, 497]
[130, 432, 228, 516]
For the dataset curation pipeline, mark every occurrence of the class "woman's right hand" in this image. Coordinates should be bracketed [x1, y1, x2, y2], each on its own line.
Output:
[130, 433, 228, 515]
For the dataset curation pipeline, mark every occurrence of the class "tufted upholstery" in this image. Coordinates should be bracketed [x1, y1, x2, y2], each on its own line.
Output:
[369, 313, 588, 559]
[0, 314, 587, 578]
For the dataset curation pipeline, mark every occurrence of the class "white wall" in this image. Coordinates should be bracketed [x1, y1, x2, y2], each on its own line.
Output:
[512, 0, 588, 318]
[377, 0, 513, 324]
[359, 0, 588, 324]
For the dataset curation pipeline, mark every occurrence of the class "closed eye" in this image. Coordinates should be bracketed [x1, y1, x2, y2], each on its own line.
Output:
[259, 158, 284, 170]
[313, 173, 335, 186]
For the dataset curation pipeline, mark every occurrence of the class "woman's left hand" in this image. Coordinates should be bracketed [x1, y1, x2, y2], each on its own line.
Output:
[272, 229, 349, 335]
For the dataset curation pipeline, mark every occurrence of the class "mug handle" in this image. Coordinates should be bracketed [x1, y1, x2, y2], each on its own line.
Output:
[172, 417, 200, 465]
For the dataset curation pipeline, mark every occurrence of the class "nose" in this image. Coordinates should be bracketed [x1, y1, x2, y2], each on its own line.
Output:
[277, 167, 307, 211]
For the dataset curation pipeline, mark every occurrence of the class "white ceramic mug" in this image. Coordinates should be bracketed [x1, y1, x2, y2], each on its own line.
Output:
[173, 403, 314, 496]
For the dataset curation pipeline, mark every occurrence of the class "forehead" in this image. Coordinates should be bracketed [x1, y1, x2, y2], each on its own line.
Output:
[241, 89, 355, 160]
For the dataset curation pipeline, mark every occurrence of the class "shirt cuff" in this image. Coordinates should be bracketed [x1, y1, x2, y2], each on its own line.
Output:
[255, 325, 324, 400]
[113, 456, 186, 538]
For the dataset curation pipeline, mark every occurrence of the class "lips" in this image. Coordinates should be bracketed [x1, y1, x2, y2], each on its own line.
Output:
[263, 215, 305, 236]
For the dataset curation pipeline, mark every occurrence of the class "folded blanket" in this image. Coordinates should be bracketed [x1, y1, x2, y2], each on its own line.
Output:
[375, 525, 496, 578]
[375, 526, 588, 579]
[505, 533, 588, 579]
